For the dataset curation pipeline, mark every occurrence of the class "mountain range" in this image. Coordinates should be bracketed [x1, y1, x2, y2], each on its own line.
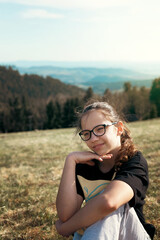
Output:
[2, 61, 160, 94]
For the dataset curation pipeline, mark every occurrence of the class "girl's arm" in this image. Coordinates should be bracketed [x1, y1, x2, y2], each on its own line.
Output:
[56, 151, 104, 222]
[56, 154, 82, 222]
[56, 179, 134, 236]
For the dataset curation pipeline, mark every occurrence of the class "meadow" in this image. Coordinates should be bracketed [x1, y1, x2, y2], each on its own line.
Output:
[0, 118, 160, 240]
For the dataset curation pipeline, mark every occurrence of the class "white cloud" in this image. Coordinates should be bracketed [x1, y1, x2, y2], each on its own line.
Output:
[22, 9, 64, 19]
[0, 0, 130, 9]
[74, 16, 107, 23]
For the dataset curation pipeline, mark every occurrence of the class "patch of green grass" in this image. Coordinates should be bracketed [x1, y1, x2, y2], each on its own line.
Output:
[0, 120, 160, 239]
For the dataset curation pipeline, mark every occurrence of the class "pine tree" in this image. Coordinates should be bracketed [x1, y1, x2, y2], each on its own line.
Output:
[8, 97, 23, 132]
[150, 104, 158, 119]
[46, 101, 55, 129]
[0, 111, 5, 133]
[83, 87, 94, 103]
[150, 78, 160, 116]
[54, 101, 62, 128]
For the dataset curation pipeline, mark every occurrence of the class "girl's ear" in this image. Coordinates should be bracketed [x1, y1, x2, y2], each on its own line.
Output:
[117, 121, 124, 136]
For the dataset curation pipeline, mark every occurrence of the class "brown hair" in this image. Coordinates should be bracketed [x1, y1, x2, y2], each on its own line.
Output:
[76, 100, 137, 171]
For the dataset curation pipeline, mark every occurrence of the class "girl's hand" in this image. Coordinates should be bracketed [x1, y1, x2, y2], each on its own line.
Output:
[66, 151, 112, 166]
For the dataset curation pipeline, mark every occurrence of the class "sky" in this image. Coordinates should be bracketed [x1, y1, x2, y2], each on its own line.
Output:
[1, 0, 160, 63]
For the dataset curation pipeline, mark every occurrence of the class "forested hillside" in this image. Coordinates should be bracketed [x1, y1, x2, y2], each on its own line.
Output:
[0, 66, 87, 132]
[0, 66, 160, 133]
[0, 66, 85, 107]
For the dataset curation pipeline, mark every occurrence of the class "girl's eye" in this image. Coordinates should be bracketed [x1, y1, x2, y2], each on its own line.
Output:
[96, 126, 104, 132]
[83, 131, 89, 137]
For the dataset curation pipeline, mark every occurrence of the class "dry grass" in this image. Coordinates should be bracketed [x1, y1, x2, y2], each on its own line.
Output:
[0, 119, 160, 239]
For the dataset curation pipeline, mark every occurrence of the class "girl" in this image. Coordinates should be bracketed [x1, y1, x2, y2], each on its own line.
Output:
[56, 101, 155, 240]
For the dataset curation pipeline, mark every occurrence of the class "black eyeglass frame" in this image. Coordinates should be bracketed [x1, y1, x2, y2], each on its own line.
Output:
[79, 122, 118, 141]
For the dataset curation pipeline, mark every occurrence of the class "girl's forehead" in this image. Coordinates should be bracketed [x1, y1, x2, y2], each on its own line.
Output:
[81, 110, 110, 129]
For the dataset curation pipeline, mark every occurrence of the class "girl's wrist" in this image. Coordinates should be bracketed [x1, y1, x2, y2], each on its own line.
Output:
[66, 153, 77, 165]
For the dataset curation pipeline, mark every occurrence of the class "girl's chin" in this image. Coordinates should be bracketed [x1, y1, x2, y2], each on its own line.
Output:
[95, 150, 109, 156]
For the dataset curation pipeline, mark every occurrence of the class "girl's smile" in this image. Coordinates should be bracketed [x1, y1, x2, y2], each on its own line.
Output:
[93, 143, 105, 151]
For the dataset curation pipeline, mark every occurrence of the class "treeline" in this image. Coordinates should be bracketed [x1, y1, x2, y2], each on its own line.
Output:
[0, 66, 160, 133]
[102, 81, 159, 121]
[0, 96, 83, 132]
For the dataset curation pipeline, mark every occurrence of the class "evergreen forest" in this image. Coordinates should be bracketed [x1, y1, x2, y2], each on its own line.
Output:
[0, 66, 160, 133]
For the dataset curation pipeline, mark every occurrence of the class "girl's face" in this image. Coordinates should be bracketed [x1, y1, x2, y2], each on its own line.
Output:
[81, 110, 123, 157]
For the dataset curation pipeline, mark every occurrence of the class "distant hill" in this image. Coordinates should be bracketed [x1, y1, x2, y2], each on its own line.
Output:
[84, 75, 153, 93]
[11, 65, 156, 94]
[85, 79, 153, 94]
[15, 65, 154, 81]
[86, 75, 143, 83]
[0, 66, 85, 107]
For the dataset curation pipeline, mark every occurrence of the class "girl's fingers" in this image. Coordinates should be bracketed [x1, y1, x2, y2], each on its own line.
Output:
[86, 152, 105, 162]
[95, 156, 103, 162]
[101, 154, 113, 159]
[92, 153, 113, 162]
[68, 151, 106, 164]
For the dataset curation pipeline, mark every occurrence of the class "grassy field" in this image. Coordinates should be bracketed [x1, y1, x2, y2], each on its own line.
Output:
[0, 118, 160, 240]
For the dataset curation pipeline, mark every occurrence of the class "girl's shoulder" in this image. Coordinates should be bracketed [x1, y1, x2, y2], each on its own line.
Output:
[115, 151, 149, 191]
[118, 151, 148, 173]
[130, 151, 148, 165]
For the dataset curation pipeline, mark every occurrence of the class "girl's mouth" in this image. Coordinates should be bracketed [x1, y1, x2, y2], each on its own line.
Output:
[93, 143, 104, 150]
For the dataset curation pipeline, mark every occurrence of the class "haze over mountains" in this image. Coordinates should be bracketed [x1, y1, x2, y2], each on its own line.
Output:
[2, 61, 160, 94]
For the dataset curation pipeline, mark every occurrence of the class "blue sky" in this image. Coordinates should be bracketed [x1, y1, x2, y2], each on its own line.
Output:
[0, 0, 160, 63]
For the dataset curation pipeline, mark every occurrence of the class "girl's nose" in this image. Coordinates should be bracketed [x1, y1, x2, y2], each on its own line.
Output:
[90, 132, 99, 142]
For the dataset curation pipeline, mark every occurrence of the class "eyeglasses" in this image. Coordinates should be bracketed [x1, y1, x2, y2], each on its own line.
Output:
[79, 122, 118, 141]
